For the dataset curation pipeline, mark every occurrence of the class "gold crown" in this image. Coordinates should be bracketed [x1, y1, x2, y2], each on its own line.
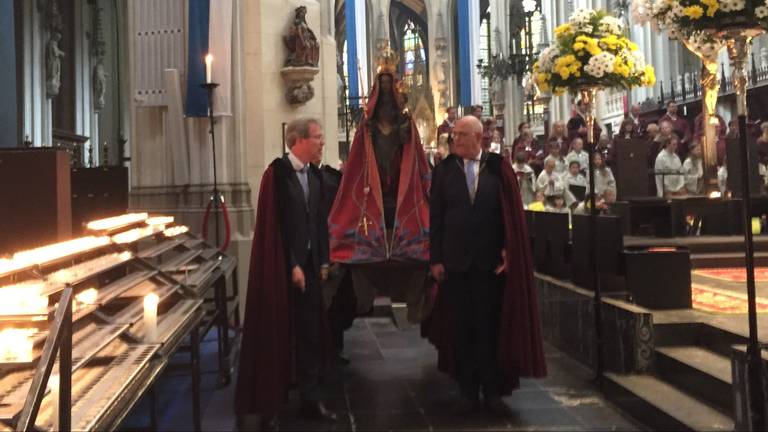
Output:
[376, 48, 399, 74]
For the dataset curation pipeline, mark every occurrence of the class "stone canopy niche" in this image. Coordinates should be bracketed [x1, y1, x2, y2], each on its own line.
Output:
[281, 6, 320, 106]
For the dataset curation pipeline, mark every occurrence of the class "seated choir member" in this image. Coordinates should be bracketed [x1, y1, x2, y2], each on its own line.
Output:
[536, 158, 566, 197]
[654, 136, 686, 198]
[682, 143, 704, 195]
[543, 141, 568, 177]
[527, 191, 547, 211]
[573, 192, 610, 215]
[545, 189, 570, 214]
[513, 151, 536, 205]
[565, 137, 589, 175]
[586, 152, 617, 198]
[563, 161, 587, 189]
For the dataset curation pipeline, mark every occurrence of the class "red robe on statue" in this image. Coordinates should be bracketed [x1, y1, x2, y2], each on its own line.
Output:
[422, 156, 547, 393]
[328, 72, 431, 263]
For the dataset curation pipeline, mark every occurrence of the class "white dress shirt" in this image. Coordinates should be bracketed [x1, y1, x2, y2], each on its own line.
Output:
[463, 152, 482, 200]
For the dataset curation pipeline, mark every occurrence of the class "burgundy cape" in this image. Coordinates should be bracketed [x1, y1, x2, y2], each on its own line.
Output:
[422, 157, 547, 393]
[328, 72, 430, 263]
[234, 161, 331, 416]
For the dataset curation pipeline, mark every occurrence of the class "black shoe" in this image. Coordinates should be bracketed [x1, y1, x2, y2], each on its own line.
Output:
[300, 401, 339, 422]
[452, 397, 478, 415]
[484, 396, 510, 416]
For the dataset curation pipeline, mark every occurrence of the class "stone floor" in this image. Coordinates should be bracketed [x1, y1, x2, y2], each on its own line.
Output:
[121, 317, 646, 431]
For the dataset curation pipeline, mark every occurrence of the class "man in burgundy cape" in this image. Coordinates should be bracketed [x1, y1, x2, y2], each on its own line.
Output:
[423, 115, 547, 413]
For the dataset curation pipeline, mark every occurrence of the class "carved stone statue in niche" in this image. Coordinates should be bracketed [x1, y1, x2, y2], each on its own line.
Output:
[286, 82, 315, 105]
[283, 6, 320, 67]
[93, 60, 108, 111]
[46, 31, 65, 98]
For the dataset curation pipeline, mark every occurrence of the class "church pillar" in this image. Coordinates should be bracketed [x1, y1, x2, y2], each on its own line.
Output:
[344, 0, 368, 104]
[0, 0, 18, 147]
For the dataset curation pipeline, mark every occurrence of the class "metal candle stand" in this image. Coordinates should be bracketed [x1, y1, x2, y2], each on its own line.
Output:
[200, 82, 222, 250]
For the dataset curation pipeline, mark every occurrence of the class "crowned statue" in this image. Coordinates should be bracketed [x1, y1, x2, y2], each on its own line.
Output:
[328, 48, 431, 320]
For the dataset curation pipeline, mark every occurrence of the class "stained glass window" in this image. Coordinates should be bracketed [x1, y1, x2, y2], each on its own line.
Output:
[402, 20, 425, 88]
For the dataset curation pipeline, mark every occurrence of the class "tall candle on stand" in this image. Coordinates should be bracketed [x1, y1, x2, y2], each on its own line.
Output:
[143, 293, 159, 343]
[48, 374, 60, 431]
[205, 54, 213, 84]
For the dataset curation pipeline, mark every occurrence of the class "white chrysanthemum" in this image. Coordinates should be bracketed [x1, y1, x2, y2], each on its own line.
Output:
[569, 8, 595, 32]
[599, 16, 623, 35]
[584, 52, 616, 78]
[756, 5, 768, 18]
[538, 46, 559, 71]
[720, 0, 746, 12]
[630, 0, 651, 24]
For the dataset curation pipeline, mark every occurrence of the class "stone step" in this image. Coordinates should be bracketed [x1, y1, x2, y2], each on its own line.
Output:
[655, 346, 733, 415]
[604, 372, 733, 431]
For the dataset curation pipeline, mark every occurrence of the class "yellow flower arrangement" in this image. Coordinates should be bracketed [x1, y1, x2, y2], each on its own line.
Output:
[533, 9, 655, 94]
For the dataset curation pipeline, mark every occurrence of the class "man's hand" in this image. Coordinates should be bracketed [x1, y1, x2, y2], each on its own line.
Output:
[292, 265, 306, 292]
[430, 263, 446, 283]
[495, 250, 507, 275]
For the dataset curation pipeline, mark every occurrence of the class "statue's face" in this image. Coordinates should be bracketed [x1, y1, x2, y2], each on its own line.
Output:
[379, 74, 393, 94]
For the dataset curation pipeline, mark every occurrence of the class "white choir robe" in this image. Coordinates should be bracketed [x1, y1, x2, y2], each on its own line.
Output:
[565, 150, 589, 173]
[536, 170, 565, 197]
[586, 167, 617, 196]
[655, 150, 685, 197]
[544, 155, 568, 177]
[513, 163, 536, 205]
[682, 157, 703, 195]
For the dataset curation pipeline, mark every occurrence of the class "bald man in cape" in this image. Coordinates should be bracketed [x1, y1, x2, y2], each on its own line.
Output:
[424, 116, 547, 415]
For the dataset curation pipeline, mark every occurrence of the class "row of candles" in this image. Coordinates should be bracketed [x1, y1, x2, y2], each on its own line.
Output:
[0, 213, 187, 366]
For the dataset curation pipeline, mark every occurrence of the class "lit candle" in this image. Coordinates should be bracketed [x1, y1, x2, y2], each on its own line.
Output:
[205, 54, 213, 84]
[752, 217, 762, 235]
[48, 374, 59, 431]
[143, 293, 159, 343]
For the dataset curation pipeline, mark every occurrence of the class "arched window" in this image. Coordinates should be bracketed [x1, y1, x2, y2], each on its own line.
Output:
[402, 20, 425, 88]
[479, 12, 492, 115]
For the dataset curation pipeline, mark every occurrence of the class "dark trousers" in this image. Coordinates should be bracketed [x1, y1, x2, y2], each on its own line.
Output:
[294, 257, 323, 403]
[446, 266, 503, 399]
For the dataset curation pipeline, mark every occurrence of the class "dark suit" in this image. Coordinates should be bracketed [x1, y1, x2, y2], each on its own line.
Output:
[429, 152, 505, 399]
[274, 154, 329, 403]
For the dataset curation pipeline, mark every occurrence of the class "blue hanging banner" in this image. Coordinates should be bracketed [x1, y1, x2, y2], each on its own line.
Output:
[185, 0, 210, 117]
[457, 0, 472, 107]
[345, 0, 359, 107]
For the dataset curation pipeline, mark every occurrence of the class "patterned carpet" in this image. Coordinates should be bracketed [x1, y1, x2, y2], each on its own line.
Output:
[691, 284, 768, 314]
[692, 267, 768, 283]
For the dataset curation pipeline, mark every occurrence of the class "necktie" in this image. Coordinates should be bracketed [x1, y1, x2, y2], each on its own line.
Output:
[466, 159, 476, 201]
[298, 165, 309, 203]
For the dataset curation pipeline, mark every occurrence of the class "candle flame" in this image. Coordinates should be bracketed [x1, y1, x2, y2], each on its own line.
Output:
[709, 191, 722, 198]
[205, 54, 213, 65]
[0, 328, 35, 363]
[111, 225, 165, 244]
[0, 282, 49, 316]
[7, 237, 111, 273]
[146, 216, 174, 226]
[163, 225, 189, 237]
[144, 292, 159, 307]
[75, 288, 99, 306]
[86, 213, 149, 231]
